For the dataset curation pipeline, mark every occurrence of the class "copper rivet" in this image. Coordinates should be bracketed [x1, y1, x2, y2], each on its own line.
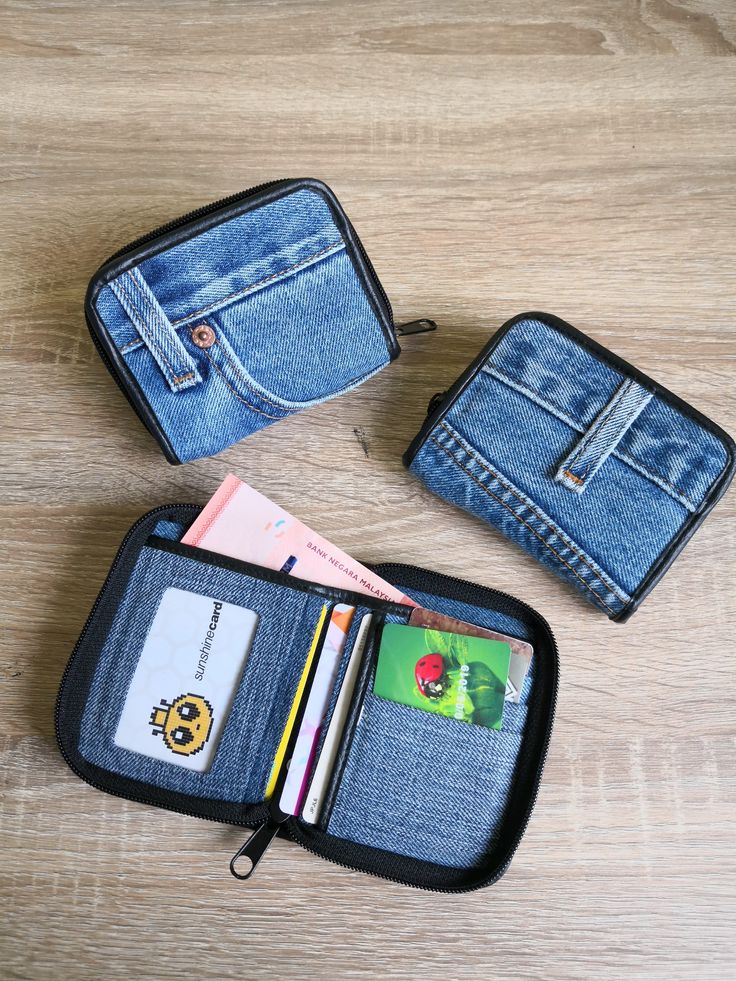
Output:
[192, 324, 215, 349]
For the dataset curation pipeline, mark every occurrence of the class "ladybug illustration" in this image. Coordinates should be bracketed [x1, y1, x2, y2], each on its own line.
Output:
[415, 653, 449, 699]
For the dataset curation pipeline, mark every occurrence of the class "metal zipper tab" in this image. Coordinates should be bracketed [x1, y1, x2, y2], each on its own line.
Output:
[230, 818, 285, 880]
[426, 390, 447, 415]
[396, 318, 438, 336]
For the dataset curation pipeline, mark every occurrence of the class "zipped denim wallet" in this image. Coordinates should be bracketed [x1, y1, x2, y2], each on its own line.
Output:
[55, 505, 558, 892]
[86, 179, 411, 464]
[405, 312, 736, 621]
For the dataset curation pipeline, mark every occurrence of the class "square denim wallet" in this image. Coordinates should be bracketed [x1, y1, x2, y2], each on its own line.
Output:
[86, 179, 403, 464]
[405, 312, 735, 621]
[56, 505, 557, 892]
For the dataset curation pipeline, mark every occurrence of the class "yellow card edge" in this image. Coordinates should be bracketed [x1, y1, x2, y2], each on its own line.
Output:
[265, 603, 329, 799]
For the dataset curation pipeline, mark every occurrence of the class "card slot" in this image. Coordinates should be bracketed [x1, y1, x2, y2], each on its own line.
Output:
[292, 608, 374, 823]
[314, 613, 387, 829]
[324, 691, 531, 869]
[303, 607, 413, 826]
[314, 608, 380, 749]
[77, 542, 330, 805]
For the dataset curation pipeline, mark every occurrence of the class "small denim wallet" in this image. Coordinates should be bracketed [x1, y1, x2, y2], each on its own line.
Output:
[86, 179, 408, 464]
[55, 505, 557, 892]
[405, 312, 735, 621]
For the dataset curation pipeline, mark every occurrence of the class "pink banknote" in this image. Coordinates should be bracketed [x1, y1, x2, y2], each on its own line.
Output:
[182, 473, 416, 606]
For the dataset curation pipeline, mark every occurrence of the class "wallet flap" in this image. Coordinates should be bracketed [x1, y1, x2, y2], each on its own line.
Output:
[56, 505, 409, 829]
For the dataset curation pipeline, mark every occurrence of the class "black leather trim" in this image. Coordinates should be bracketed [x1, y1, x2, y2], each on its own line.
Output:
[404, 311, 736, 622]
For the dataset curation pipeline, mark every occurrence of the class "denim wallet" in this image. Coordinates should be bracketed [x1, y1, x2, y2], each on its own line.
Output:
[405, 312, 735, 621]
[55, 505, 557, 892]
[86, 179, 408, 464]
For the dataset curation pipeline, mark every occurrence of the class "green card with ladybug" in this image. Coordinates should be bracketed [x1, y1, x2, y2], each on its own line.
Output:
[374, 624, 511, 730]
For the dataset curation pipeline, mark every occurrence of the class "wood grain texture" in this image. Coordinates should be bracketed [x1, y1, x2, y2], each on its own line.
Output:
[1, 2, 735, 979]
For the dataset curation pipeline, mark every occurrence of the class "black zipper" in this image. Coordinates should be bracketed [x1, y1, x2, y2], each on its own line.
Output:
[102, 179, 292, 266]
[55, 506, 558, 893]
[100, 178, 394, 328]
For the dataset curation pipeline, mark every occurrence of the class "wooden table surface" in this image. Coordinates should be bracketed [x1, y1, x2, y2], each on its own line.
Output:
[2, 2, 735, 978]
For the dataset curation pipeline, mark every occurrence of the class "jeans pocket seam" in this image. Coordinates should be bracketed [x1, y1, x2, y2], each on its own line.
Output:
[201, 346, 289, 421]
[484, 364, 698, 510]
[432, 424, 626, 615]
[209, 334, 294, 413]
[168, 239, 345, 327]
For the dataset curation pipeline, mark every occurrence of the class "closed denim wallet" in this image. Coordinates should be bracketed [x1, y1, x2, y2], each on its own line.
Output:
[55, 505, 557, 892]
[405, 312, 735, 621]
[86, 179, 404, 464]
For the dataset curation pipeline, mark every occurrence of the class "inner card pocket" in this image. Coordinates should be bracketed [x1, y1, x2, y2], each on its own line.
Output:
[324, 683, 531, 869]
[77, 542, 329, 804]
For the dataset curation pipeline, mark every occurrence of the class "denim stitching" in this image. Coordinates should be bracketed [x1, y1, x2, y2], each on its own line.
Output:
[202, 349, 286, 420]
[112, 276, 195, 388]
[434, 423, 627, 611]
[429, 434, 618, 615]
[439, 420, 628, 602]
[563, 379, 634, 477]
[113, 277, 177, 380]
[484, 364, 697, 510]
[210, 336, 292, 412]
[168, 240, 344, 326]
[126, 269, 198, 381]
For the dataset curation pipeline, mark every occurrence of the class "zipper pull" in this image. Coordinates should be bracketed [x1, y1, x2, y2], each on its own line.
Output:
[396, 318, 438, 336]
[230, 818, 284, 880]
[427, 390, 447, 416]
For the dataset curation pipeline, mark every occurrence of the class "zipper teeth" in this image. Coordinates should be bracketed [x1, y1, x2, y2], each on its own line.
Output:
[102, 180, 290, 266]
[55, 506, 558, 893]
[99, 178, 393, 325]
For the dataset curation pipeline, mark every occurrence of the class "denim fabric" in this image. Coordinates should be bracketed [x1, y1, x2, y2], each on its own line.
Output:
[554, 377, 652, 493]
[150, 519, 190, 540]
[327, 669, 533, 868]
[409, 317, 732, 617]
[301, 607, 413, 793]
[79, 544, 329, 802]
[93, 186, 393, 462]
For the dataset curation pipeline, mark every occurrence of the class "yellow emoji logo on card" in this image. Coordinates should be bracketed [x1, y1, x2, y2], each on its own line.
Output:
[149, 693, 214, 757]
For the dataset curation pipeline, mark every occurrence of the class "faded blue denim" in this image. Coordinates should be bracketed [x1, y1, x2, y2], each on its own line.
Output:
[409, 317, 732, 618]
[326, 668, 534, 868]
[93, 187, 393, 462]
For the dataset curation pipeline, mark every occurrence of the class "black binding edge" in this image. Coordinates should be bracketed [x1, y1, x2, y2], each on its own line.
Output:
[403, 310, 736, 623]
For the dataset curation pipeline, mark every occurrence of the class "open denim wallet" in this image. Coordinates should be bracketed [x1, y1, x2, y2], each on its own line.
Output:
[55, 505, 558, 892]
[86, 178, 432, 464]
[405, 312, 736, 621]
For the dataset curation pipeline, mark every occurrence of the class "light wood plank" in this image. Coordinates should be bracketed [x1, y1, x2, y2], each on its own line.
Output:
[1, 3, 734, 979]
